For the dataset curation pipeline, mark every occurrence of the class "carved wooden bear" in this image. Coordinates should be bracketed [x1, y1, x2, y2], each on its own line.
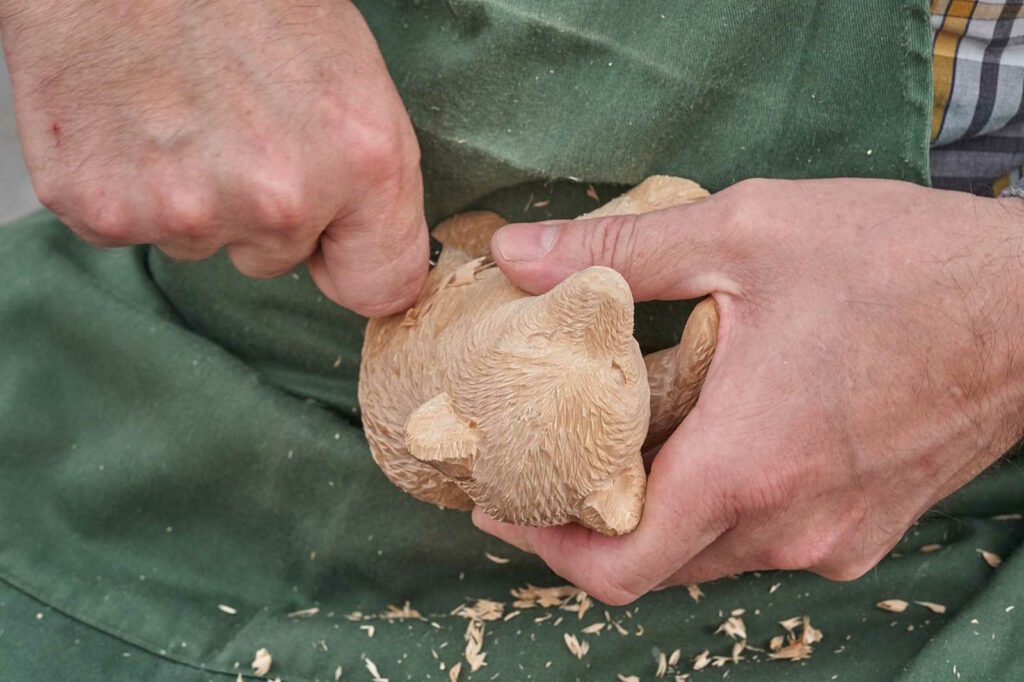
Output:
[358, 176, 718, 535]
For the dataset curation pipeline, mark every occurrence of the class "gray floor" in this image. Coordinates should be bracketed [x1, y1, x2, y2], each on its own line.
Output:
[0, 42, 41, 225]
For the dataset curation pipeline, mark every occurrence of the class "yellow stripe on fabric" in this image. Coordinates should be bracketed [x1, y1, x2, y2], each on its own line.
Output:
[931, 0, 952, 18]
[993, 172, 1011, 197]
[931, 0, 978, 142]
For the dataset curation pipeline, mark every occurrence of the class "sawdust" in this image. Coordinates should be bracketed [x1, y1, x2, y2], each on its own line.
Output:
[563, 632, 590, 659]
[978, 549, 1003, 568]
[251, 647, 272, 676]
[767, 616, 822, 662]
[364, 657, 387, 682]
[464, 619, 487, 672]
[876, 600, 909, 613]
[914, 601, 946, 614]
[715, 616, 747, 640]
[287, 607, 319, 618]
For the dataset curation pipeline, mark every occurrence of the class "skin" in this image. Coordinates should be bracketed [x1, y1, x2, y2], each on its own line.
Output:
[4, 0, 1022, 610]
[0, 0, 426, 317]
[476, 178, 1024, 605]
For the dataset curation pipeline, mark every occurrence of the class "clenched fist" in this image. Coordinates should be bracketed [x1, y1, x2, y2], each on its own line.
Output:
[0, 0, 426, 316]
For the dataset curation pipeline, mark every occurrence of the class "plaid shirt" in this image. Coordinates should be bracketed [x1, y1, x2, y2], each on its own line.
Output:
[929, 0, 1024, 197]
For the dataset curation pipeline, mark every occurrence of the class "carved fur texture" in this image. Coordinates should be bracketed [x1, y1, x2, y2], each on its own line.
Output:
[358, 176, 717, 535]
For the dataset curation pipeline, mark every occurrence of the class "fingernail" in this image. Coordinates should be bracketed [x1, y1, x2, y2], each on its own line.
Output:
[494, 222, 561, 262]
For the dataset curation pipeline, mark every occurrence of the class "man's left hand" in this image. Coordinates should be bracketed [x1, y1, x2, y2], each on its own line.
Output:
[474, 178, 1024, 605]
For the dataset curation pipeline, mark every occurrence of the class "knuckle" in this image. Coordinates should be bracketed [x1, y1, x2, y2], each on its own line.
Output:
[346, 120, 411, 187]
[33, 176, 62, 211]
[586, 214, 640, 271]
[83, 198, 134, 243]
[763, 528, 841, 571]
[163, 189, 215, 238]
[252, 173, 310, 233]
[588, 573, 643, 607]
[710, 177, 776, 236]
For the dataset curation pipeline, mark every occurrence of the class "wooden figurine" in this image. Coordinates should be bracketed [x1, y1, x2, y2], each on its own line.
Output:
[358, 176, 718, 535]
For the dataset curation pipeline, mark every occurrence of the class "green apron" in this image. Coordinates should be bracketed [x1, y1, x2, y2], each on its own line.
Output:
[8, 2, 1018, 680]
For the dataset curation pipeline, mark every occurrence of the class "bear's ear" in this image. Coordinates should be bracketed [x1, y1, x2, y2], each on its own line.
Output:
[537, 266, 635, 357]
[404, 393, 480, 480]
[579, 462, 646, 535]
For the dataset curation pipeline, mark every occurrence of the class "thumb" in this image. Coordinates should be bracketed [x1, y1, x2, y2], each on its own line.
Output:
[308, 176, 429, 318]
[490, 204, 738, 301]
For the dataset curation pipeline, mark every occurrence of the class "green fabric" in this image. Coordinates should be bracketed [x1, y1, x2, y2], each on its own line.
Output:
[360, 0, 934, 224]
[0, 1, 984, 680]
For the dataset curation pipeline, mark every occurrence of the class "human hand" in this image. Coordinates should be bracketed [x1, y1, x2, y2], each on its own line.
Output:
[475, 178, 1024, 604]
[0, 0, 426, 316]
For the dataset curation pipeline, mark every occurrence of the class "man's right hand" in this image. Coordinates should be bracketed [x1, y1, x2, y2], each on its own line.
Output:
[0, 0, 427, 316]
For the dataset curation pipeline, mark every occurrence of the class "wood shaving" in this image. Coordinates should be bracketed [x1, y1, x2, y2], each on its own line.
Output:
[779, 616, 803, 631]
[769, 635, 785, 652]
[464, 619, 487, 672]
[453, 599, 504, 622]
[915, 601, 947, 614]
[693, 650, 712, 671]
[485, 552, 510, 564]
[511, 584, 581, 609]
[381, 602, 424, 621]
[587, 185, 600, 202]
[251, 648, 272, 676]
[287, 607, 320, 618]
[768, 616, 822, 662]
[532, 199, 551, 208]
[503, 610, 521, 622]
[563, 633, 590, 659]
[992, 513, 1022, 521]
[768, 640, 813, 662]
[364, 657, 388, 682]
[360, 624, 375, 637]
[581, 622, 605, 634]
[218, 604, 237, 615]
[449, 257, 494, 287]
[876, 600, 909, 613]
[448, 661, 462, 682]
[769, 582, 781, 594]
[978, 549, 1003, 568]
[563, 592, 593, 620]
[656, 651, 668, 677]
[715, 616, 747, 640]
[335, 665, 343, 680]
[920, 544, 942, 553]
[668, 649, 681, 666]
[617, 676, 640, 682]
[801, 617, 823, 644]
[730, 608, 746, 616]
[686, 584, 704, 603]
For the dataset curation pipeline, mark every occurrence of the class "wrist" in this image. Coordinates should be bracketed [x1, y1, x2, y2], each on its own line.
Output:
[981, 196, 1024, 445]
